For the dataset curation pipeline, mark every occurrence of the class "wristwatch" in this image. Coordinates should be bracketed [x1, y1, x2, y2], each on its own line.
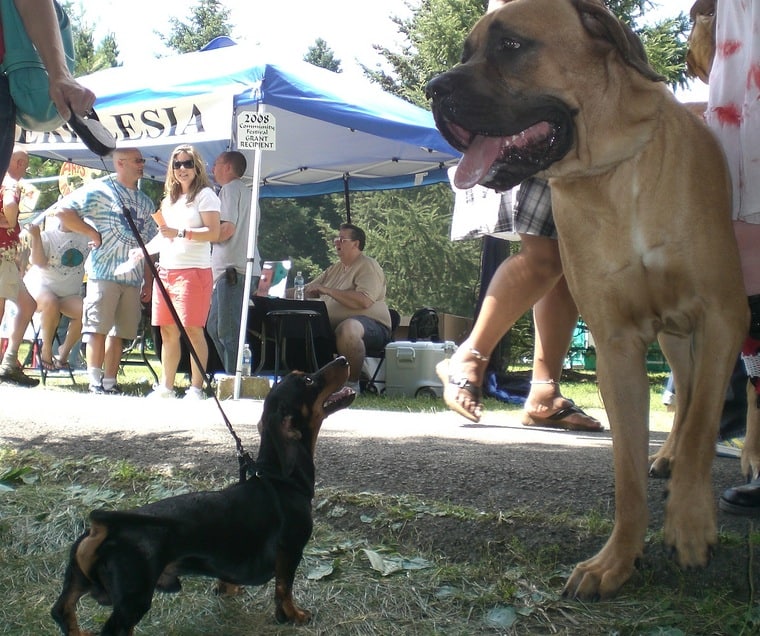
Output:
[176, 228, 185, 239]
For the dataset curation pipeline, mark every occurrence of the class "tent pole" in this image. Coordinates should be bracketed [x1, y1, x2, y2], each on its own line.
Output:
[343, 174, 351, 222]
[234, 104, 264, 399]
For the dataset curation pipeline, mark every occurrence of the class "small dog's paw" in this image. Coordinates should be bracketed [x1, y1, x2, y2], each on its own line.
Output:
[214, 580, 245, 596]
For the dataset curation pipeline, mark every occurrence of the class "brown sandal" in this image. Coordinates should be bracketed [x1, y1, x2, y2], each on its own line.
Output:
[521, 402, 604, 432]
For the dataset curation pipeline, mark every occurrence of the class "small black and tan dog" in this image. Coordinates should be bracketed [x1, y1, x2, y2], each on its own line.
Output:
[51, 356, 355, 635]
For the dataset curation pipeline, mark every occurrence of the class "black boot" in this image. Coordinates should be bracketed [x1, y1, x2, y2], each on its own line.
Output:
[719, 476, 760, 516]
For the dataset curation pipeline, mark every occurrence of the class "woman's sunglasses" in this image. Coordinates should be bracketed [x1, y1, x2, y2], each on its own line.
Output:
[172, 159, 195, 170]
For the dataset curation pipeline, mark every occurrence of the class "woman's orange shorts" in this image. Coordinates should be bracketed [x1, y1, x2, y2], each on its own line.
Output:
[152, 267, 213, 327]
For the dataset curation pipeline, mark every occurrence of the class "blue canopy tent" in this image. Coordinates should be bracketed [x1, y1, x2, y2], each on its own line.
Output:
[17, 43, 461, 394]
[17, 43, 459, 195]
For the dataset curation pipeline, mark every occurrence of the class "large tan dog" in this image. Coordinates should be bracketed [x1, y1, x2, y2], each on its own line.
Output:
[427, 0, 748, 600]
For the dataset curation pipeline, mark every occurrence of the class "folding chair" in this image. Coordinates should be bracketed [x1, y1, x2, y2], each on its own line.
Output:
[28, 313, 77, 386]
[363, 308, 401, 395]
[120, 302, 159, 384]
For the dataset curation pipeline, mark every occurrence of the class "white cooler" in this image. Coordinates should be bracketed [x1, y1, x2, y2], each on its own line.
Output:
[384, 340, 457, 398]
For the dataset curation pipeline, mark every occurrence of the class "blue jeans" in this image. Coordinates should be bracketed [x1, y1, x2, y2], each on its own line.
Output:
[0, 75, 16, 178]
[207, 273, 251, 374]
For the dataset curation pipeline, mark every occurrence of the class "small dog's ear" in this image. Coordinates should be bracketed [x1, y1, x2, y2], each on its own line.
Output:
[272, 414, 301, 477]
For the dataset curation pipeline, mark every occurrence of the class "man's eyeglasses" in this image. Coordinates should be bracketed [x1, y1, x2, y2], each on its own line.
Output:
[133, 158, 147, 164]
[172, 159, 195, 170]
[333, 236, 355, 244]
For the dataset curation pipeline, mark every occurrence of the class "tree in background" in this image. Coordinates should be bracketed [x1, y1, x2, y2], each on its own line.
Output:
[304, 38, 342, 73]
[158, 0, 232, 53]
[63, 0, 120, 74]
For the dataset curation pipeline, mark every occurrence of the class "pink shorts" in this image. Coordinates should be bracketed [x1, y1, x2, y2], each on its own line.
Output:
[152, 267, 213, 328]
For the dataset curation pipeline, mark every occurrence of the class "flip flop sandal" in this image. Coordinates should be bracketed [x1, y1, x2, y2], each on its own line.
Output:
[436, 359, 483, 424]
[39, 358, 56, 372]
[53, 357, 71, 371]
[521, 404, 604, 432]
[68, 109, 115, 157]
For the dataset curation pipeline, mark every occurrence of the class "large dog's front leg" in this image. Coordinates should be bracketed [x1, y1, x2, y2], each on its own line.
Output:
[563, 337, 651, 600]
[664, 321, 740, 568]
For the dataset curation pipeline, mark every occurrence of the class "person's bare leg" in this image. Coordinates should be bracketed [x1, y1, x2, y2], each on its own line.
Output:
[158, 324, 181, 390]
[442, 234, 562, 421]
[35, 289, 61, 364]
[103, 335, 123, 384]
[57, 296, 83, 364]
[185, 325, 208, 390]
[335, 318, 365, 383]
[4, 283, 36, 364]
[522, 276, 602, 430]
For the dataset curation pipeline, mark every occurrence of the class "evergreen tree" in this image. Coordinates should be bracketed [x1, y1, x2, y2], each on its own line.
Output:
[159, 0, 232, 53]
[304, 38, 342, 73]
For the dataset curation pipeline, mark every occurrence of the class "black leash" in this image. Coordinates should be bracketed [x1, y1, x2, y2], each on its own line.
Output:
[68, 115, 254, 480]
[100, 159, 254, 480]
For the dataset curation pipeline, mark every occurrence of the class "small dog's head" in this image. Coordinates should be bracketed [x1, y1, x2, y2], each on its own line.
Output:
[685, 0, 716, 84]
[258, 356, 354, 477]
[426, 0, 663, 191]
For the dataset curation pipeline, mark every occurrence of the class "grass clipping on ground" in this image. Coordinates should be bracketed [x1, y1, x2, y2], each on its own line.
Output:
[1, 448, 759, 636]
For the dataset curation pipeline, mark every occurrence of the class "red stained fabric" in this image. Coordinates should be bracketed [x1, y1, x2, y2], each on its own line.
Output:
[719, 39, 743, 57]
[714, 103, 743, 127]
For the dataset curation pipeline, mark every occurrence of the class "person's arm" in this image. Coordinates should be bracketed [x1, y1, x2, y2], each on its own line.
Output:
[13, 0, 96, 120]
[308, 284, 372, 309]
[164, 210, 220, 242]
[56, 208, 101, 248]
[1, 184, 20, 228]
[216, 220, 236, 243]
[27, 224, 47, 267]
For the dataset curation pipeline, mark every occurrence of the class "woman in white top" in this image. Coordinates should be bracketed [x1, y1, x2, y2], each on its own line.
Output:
[24, 219, 91, 369]
[147, 144, 220, 399]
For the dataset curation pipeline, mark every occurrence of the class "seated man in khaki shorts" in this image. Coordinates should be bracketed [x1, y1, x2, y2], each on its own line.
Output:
[288, 223, 392, 394]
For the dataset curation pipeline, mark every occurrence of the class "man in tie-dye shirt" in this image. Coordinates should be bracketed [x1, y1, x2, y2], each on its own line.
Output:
[56, 148, 157, 394]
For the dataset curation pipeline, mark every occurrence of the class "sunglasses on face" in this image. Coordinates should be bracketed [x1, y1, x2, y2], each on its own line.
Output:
[172, 159, 195, 170]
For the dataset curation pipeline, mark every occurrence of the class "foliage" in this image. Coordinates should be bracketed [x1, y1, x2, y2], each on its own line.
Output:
[158, 0, 233, 54]
[365, 0, 691, 104]
[362, 0, 486, 107]
[63, 1, 120, 73]
[349, 186, 481, 317]
[304, 38, 342, 73]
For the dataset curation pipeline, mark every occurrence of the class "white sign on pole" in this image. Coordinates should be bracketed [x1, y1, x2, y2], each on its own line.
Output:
[236, 111, 276, 150]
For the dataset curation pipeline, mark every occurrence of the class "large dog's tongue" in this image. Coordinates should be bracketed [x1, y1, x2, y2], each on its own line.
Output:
[454, 134, 505, 189]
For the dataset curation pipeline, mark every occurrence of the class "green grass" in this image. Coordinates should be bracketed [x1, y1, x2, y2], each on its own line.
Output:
[1, 450, 758, 635]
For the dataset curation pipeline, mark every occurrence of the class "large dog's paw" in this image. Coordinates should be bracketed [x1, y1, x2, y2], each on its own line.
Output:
[649, 436, 677, 479]
[648, 452, 672, 479]
[663, 483, 717, 568]
[562, 539, 642, 601]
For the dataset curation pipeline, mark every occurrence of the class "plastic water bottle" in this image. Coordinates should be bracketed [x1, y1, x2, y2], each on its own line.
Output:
[241, 344, 252, 376]
[294, 271, 305, 300]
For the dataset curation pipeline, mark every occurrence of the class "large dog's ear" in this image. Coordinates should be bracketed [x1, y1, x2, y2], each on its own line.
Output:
[573, 0, 665, 83]
[268, 413, 302, 477]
